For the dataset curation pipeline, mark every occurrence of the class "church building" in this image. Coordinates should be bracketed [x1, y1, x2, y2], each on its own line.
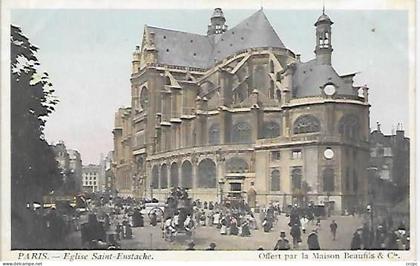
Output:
[113, 8, 371, 212]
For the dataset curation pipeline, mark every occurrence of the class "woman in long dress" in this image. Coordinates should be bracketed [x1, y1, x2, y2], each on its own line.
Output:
[220, 216, 228, 235]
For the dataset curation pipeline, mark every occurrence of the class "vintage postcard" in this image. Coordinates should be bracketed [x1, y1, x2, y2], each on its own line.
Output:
[0, 0, 416, 264]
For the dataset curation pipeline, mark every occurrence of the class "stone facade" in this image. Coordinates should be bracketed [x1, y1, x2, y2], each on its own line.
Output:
[113, 8, 371, 212]
[112, 107, 134, 197]
[82, 164, 101, 193]
[52, 141, 82, 194]
[68, 149, 82, 192]
[368, 124, 410, 204]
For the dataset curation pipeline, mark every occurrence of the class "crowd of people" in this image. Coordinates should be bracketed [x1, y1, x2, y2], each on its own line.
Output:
[23, 189, 410, 251]
[350, 221, 410, 250]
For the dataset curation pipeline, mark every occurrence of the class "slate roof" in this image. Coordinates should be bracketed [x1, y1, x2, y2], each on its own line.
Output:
[211, 10, 286, 63]
[144, 9, 286, 69]
[292, 59, 355, 97]
[146, 26, 213, 69]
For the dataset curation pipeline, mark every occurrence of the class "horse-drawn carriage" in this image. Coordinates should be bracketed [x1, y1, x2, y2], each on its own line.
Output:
[161, 187, 195, 242]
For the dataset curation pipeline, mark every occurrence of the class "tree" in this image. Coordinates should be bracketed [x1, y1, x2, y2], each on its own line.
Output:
[11, 25, 61, 248]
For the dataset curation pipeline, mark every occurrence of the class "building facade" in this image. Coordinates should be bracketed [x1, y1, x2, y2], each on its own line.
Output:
[368, 124, 410, 204]
[113, 8, 371, 212]
[82, 164, 101, 193]
[112, 107, 134, 197]
[52, 141, 83, 194]
[68, 149, 83, 192]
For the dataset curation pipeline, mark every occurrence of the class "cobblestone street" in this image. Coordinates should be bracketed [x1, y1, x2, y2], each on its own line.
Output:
[64, 214, 363, 250]
[121, 215, 362, 250]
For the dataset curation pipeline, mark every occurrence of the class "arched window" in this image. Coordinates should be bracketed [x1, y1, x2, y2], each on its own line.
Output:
[263, 121, 280, 138]
[208, 124, 220, 145]
[170, 162, 179, 188]
[140, 87, 149, 109]
[293, 115, 320, 134]
[181, 161, 192, 189]
[160, 164, 168, 189]
[226, 157, 249, 173]
[338, 114, 360, 139]
[291, 167, 302, 190]
[253, 65, 267, 89]
[232, 121, 252, 143]
[323, 168, 335, 192]
[269, 60, 274, 73]
[197, 159, 216, 188]
[151, 165, 159, 189]
[271, 169, 280, 191]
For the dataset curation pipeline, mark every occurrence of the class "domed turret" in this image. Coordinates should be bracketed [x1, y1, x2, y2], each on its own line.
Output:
[207, 8, 228, 36]
[314, 9, 334, 65]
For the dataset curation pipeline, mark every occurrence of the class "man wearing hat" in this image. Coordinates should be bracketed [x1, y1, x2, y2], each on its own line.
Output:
[274, 231, 290, 250]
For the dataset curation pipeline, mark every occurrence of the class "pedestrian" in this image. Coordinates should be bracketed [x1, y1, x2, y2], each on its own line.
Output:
[315, 218, 321, 231]
[207, 211, 214, 226]
[184, 214, 195, 237]
[220, 216, 228, 235]
[330, 220, 338, 240]
[300, 216, 308, 234]
[150, 212, 157, 227]
[164, 217, 176, 241]
[186, 241, 195, 250]
[200, 210, 206, 226]
[274, 231, 291, 250]
[290, 223, 301, 249]
[122, 220, 132, 239]
[361, 223, 371, 249]
[241, 219, 251, 237]
[173, 211, 180, 229]
[86, 213, 106, 244]
[350, 230, 362, 250]
[206, 242, 216, 250]
[229, 217, 239, 235]
[307, 230, 321, 250]
[131, 208, 141, 227]
[262, 217, 272, 233]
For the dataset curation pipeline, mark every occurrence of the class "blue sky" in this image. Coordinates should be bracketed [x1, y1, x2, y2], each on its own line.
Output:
[11, 9, 409, 164]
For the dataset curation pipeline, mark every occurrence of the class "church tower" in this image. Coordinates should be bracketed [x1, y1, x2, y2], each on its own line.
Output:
[207, 8, 228, 36]
[314, 9, 333, 65]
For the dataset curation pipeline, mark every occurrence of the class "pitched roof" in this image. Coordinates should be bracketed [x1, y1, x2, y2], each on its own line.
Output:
[144, 9, 286, 69]
[146, 26, 213, 69]
[212, 9, 286, 63]
[292, 59, 355, 97]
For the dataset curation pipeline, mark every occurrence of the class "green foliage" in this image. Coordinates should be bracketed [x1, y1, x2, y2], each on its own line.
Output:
[11, 24, 61, 203]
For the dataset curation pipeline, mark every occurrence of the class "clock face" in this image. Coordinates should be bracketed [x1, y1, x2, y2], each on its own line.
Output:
[324, 84, 336, 96]
[324, 148, 334, 159]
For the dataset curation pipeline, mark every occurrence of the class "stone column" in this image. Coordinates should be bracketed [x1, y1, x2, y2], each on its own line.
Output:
[178, 159, 183, 188]
[192, 155, 198, 189]
[282, 64, 295, 105]
[165, 161, 170, 190]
